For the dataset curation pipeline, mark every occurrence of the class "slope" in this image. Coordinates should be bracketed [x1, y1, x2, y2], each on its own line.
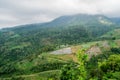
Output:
[0, 14, 119, 78]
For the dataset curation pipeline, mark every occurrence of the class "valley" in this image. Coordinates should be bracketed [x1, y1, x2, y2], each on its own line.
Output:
[0, 14, 120, 80]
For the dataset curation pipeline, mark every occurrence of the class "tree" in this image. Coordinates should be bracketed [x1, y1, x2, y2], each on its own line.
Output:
[98, 54, 120, 79]
[60, 49, 88, 80]
[77, 49, 87, 80]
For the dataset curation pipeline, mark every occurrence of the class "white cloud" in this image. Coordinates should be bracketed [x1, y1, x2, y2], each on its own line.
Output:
[0, 14, 17, 21]
[0, 0, 120, 28]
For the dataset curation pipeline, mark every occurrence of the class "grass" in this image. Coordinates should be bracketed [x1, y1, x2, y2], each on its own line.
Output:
[16, 60, 34, 70]
[81, 41, 98, 49]
[10, 42, 31, 50]
[108, 40, 118, 48]
[1, 70, 60, 80]
[19, 70, 60, 80]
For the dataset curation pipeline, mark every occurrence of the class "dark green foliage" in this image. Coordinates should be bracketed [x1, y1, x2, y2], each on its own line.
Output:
[111, 47, 120, 53]
[11, 76, 25, 80]
[85, 48, 120, 79]
[0, 14, 120, 79]
[60, 63, 79, 80]
[60, 50, 87, 80]
[0, 59, 73, 77]
[60, 47, 120, 80]
[99, 55, 120, 79]
[31, 62, 70, 73]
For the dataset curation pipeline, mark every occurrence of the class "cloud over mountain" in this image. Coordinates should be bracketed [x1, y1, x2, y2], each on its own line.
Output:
[0, 0, 120, 28]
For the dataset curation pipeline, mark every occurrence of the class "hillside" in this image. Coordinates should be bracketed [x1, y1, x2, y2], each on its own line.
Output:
[101, 29, 120, 39]
[1, 39, 120, 80]
[0, 14, 120, 80]
[0, 14, 117, 63]
[110, 17, 120, 24]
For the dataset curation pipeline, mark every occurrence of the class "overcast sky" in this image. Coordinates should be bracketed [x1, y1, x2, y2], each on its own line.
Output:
[0, 0, 120, 28]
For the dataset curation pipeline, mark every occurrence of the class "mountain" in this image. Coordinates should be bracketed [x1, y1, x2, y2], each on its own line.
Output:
[0, 14, 120, 79]
[110, 17, 120, 24]
[3, 14, 114, 32]
[0, 14, 117, 63]
[101, 29, 120, 39]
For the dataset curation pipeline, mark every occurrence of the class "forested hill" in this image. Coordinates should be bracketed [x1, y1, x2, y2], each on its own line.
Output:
[0, 14, 119, 65]
[2, 14, 115, 31]
[110, 17, 120, 24]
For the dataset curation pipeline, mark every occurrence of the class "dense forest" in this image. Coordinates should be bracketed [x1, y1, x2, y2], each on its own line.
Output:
[0, 14, 120, 80]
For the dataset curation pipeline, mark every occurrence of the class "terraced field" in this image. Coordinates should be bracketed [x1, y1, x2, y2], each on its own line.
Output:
[1, 39, 120, 80]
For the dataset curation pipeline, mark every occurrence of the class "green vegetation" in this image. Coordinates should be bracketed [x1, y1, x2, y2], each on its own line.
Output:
[101, 29, 120, 40]
[60, 48, 120, 80]
[1, 40, 120, 80]
[0, 14, 116, 65]
[0, 14, 120, 80]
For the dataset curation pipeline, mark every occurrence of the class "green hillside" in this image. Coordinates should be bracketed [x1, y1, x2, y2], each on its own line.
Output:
[0, 14, 120, 80]
[102, 29, 120, 39]
[1, 39, 120, 80]
[0, 14, 117, 64]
